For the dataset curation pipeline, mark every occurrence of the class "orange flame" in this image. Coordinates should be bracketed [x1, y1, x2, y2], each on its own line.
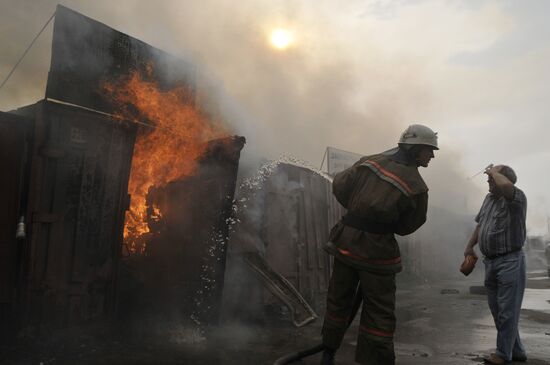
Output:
[103, 65, 230, 254]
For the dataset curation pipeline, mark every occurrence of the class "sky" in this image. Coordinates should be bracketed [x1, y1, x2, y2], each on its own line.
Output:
[0, 0, 549, 235]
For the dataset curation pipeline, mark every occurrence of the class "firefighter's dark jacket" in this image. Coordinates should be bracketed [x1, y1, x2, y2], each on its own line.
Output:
[324, 149, 428, 274]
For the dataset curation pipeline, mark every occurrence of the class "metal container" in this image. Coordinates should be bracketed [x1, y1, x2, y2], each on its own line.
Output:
[262, 164, 343, 309]
[224, 162, 345, 322]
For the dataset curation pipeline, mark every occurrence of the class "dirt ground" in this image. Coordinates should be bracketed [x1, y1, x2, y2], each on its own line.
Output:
[2, 271, 549, 365]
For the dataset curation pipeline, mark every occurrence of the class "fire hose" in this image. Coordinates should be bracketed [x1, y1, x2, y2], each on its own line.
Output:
[273, 285, 363, 365]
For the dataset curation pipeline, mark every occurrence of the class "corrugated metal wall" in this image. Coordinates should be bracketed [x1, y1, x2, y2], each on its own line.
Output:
[251, 163, 344, 311]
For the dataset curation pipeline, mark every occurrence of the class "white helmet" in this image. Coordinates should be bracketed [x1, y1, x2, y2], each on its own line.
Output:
[399, 124, 438, 150]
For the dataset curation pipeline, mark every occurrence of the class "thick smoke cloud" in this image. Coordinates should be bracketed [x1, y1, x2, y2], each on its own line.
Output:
[0, 0, 548, 238]
[0, 0, 426, 160]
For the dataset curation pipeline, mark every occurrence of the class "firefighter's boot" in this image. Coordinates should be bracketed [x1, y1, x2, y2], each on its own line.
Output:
[320, 348, 336, 365]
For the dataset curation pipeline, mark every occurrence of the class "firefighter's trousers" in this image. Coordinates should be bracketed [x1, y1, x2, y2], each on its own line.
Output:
[322, 257, 396, 365]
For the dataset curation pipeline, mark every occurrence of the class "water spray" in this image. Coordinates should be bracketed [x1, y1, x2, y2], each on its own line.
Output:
[467, 163, 493, 180]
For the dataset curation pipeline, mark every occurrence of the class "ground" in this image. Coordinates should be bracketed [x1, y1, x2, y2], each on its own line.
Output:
[3, 270, 549, 365]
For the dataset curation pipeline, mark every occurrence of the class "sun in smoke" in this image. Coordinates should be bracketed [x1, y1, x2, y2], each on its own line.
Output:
[269, 28, 294, 50]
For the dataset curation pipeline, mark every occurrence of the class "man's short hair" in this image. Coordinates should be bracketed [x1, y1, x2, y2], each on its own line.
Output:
[500, 165, 517, 184]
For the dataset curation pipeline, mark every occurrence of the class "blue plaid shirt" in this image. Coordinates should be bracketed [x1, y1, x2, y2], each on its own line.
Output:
[475, 187, 527, 258]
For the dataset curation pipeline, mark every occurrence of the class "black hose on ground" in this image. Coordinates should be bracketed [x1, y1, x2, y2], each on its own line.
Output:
[273, 285, 363, 365]
[273, 344, 325, 365]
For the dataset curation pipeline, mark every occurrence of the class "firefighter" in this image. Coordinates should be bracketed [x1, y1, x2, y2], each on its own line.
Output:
[320, 124, 438, 365]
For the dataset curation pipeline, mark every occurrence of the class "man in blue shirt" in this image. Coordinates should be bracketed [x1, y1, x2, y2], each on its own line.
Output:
[464, 165, 527, 364]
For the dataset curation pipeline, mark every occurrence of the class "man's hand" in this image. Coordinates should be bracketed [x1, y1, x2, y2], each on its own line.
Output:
[485, 164, 515, 200]
[485, 165, 503, 176]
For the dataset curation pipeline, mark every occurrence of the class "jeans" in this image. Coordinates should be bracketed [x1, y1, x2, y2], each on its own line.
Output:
[484, 250, 526, 361]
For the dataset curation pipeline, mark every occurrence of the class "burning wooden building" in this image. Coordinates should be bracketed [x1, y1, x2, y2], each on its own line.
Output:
[0, 5, 244, 339]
